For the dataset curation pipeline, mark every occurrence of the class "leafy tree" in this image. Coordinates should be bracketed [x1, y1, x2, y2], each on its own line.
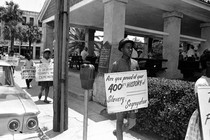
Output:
[69, 27, 102, 56]
[15, 25, 26, 52]
[24, 23, 42, 53]
[0, 1, 23, 51]
[69, 27, 85, 54]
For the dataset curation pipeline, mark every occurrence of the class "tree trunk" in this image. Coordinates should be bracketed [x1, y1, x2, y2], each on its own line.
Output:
[29, 41, 32, 54]
[10, 36, 14, 51]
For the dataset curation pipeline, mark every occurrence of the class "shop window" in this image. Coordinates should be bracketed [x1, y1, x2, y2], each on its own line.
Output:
[22, 16, 26, 25]
[30, 17, 34, 25]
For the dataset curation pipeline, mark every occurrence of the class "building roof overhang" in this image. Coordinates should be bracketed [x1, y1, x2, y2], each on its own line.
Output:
[69, 0, 210, 42]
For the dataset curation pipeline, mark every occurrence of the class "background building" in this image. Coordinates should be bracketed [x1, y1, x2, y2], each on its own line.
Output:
[0, 10, 43, 59]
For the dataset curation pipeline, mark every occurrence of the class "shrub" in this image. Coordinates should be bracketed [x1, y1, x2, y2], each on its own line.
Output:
[134, 77, 197, 140]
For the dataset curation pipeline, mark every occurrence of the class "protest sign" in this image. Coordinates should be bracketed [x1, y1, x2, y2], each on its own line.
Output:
[35, 63, 53, 81]
[197, 86, 210, 140]
[21, 66, 36, 79]
[104, 70, 148, 114]
[5, 57, 19, 66]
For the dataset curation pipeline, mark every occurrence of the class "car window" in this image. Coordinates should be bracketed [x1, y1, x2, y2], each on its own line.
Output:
[0, 66, 14, 86]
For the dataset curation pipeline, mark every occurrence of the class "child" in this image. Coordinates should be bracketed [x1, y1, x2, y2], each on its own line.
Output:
[23, 53, 34, 89]
[111, 38, 139, 137]
[38, 48, 53, 103]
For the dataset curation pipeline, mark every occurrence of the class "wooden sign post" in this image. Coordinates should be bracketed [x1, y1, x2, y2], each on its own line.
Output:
[98, 41, 111, 74]
[197, 86, 210, 140]
[53, 0, 69, 132]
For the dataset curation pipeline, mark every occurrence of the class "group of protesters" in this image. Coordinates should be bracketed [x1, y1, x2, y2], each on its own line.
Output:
[0, 48, 54, 104]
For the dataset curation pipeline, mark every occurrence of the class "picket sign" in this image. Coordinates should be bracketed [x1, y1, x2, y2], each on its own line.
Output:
[5, 57, 19, 66]
[197, 86, 210, 140]
[21, 66, 36, 79]
[35, 63, 53, 81]
[104, 70, 148, 114]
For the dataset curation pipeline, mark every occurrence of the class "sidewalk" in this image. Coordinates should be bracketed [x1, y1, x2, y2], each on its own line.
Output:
[8, 69, 161, 140]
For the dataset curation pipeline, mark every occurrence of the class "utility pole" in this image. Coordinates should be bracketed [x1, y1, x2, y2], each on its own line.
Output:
[53, 0, 69, 132]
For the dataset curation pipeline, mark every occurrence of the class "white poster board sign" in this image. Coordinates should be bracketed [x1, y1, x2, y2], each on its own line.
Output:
[21, 66, 36, 79]
[197, 86, 210, 140]
[5, 57, 19, 66]
[104, 70, 148, 114]
[35, 63, 53, 81]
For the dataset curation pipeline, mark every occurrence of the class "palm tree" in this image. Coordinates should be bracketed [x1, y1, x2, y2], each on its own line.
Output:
[69, 27, 86, 54]
[69, 27, 102, 56]
[24, 23, 42, 53]
[0, 1, 23, 51]
[15, 25, 26, 53]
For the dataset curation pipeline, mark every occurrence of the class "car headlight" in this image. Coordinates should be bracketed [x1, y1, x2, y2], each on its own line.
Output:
[26, 118, 38, 130]
[8, 119, 20, 131]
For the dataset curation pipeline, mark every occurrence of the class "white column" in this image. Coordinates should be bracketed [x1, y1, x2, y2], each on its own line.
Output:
[200, 23, 210, 55]
[103, 0, 128, 72]
[161, 11, 183, 79]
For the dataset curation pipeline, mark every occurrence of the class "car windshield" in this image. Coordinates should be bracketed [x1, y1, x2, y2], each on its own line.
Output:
[0, 66, 14, 86]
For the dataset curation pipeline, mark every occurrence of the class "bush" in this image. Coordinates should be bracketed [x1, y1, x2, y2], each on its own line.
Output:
[134, 77, 197, 140]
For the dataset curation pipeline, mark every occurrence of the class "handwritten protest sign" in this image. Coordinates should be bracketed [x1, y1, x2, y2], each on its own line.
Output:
[197, 86, 210, 140]
[21, 66, 36, 79]
[5, 57, 19, 66]
[35, 63, 53, 81]
[104, 70, 148, 114]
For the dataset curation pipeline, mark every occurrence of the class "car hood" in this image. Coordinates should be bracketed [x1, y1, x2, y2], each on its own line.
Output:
[0, 86, 40, 117]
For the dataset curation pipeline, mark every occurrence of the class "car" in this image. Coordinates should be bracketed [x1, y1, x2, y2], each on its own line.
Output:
[0, 60, 40, 136]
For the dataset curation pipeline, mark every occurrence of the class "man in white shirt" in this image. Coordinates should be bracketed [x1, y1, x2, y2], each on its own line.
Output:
[81, 47, 89, 60]
[187, 45, 195, 58]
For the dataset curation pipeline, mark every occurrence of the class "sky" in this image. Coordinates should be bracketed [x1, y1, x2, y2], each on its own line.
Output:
[0, 0, 45, 12]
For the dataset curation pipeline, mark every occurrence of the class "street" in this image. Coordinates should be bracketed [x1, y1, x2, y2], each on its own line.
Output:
[0, 66, 160, 140]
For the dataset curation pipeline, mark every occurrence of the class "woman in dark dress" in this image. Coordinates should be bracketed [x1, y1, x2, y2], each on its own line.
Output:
[38, 48, 53, 103]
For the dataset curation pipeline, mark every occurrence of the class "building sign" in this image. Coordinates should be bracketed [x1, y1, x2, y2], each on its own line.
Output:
[35, 63, 53, 81]
[98, 41, 111, 73]
[104, 70, 148, 114]
[197, 87, 210, 140]
[21, 66, 36, 79]
[5, 57, 19, 66]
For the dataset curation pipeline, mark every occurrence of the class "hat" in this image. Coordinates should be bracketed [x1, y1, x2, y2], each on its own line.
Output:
[118, 38, 134, 51]
[43, 48, 51, 53]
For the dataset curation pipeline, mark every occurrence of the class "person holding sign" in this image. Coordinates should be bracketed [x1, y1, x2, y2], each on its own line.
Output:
[111, 38, 139, 137]
[38, 48, 53, 103]
[185, 49, 210, 140]
[23, 53, 34, 89]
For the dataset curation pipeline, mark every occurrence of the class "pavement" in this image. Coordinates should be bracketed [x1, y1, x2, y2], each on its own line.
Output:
[0, 60, 162, 140]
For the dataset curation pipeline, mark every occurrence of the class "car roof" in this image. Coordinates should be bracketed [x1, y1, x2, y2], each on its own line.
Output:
[0, 60, 11, 66]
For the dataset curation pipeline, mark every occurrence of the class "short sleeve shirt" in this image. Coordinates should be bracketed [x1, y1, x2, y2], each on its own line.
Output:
[111, 58, 139, 73]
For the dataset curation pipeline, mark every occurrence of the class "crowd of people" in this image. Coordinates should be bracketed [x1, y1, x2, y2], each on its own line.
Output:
[0, 48, 54, 104]
[179, 44, 200, 61]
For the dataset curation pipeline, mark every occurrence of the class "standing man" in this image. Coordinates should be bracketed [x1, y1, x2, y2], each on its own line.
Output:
[111, 38, 139, 138]
[81, 47, 89, 61]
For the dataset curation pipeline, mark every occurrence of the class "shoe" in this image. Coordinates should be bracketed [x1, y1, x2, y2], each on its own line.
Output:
[38, 93, 42, 100]
[43, 100, 51, 104]
[113, 130, 116, 136]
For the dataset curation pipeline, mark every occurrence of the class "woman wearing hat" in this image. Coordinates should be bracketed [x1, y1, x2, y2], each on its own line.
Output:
[111, 38, 139, 137]
[38, 48, 53, 103]
[185, 49, 210, 140]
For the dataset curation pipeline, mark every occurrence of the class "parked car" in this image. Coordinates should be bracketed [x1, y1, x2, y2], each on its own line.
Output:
[0, 60, 40, 135]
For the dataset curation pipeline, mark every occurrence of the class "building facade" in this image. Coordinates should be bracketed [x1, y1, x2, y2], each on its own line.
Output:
[0, 10, 43, 59]
[39, 0, 210, 105]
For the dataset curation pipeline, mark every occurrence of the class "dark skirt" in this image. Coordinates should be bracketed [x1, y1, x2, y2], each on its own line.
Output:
[38, 81, 53, 87]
